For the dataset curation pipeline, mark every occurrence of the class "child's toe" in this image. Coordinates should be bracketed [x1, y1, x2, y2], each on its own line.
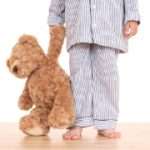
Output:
[71, 135, 81, 140]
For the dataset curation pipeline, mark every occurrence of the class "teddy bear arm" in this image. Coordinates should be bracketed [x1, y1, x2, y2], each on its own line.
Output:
[48, 25, 65, 64]
[18, 83, 33, 110]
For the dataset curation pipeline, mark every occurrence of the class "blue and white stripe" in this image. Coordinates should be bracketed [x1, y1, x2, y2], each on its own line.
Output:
[48, 0, 140, 53]
[69, 43, 119, 129]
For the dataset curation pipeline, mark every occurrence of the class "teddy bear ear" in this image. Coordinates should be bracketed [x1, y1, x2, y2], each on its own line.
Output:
[18, 35, 38, 47]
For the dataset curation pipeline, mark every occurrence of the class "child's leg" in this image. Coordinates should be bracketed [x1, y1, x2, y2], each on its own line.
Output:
[63, 43, 93, 140]
[91, 45, 120, 138]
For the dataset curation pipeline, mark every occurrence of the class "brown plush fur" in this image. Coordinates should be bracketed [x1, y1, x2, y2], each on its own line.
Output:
[7, 26, 75, 136]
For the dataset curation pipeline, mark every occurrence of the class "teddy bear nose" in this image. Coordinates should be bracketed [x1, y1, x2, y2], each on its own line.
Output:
[12, 65, 18, 73]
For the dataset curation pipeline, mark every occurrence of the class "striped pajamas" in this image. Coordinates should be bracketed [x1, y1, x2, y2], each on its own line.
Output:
[48, 0, 140, 129]
[69, 44, 119, 129]
[48, 0, 140, 53]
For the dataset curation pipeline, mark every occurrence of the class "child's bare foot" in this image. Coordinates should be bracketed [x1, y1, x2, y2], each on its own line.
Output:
[63, 127, 83, 140]
[98, 129, 121, 139]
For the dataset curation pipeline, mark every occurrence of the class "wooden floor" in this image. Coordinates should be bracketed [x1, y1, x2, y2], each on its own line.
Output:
[0, 123, 150, 150]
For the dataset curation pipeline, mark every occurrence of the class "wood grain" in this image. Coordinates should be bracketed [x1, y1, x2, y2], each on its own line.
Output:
[0, 123, 150, 150]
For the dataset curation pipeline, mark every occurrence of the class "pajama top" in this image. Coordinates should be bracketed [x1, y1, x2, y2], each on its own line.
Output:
[48, 0, 140, 53]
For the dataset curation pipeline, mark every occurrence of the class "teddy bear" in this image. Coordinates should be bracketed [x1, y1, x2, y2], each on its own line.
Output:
[6, 25, 75, 136]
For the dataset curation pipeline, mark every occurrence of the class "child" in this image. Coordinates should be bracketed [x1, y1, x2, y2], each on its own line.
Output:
[48, 0, 140, 140]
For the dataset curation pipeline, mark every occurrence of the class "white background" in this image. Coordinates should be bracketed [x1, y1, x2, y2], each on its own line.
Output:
[0, 0, 149, 122]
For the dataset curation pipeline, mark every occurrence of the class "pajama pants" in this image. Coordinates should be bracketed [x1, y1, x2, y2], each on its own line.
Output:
[68, 43, 120, 130]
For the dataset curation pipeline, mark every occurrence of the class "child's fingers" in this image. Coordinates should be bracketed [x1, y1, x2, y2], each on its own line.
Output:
[130, 29, 137, 37]
[128, 26, 138, 38]
[123, 24, 138, 39]
[123, 24, 131, 38]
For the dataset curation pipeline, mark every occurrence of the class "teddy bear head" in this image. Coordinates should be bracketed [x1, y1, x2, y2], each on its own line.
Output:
[7, 35, 46, 78]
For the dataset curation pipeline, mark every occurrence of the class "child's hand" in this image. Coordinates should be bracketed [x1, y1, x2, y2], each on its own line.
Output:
[123, 21, 139, 39]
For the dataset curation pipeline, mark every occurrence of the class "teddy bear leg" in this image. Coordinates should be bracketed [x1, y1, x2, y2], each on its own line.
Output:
[48, 84, 75, 129]
[19, 107, 50, 136]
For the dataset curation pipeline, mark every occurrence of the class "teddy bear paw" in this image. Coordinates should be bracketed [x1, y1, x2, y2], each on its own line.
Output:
[20, 116, 49, 136]
[18, 98, 33, 110]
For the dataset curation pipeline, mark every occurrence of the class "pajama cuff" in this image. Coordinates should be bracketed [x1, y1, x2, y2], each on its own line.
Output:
[74, 117, 93, 128]
[94, 120, 117, 130]
[48, 15, 65, 26]
[124, 12, 140, 25]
